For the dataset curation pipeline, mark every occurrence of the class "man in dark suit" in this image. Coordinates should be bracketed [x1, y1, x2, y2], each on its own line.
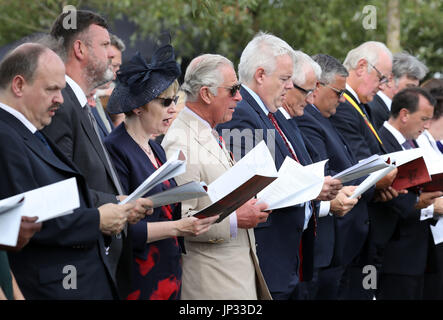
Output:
[377, 87, 443, 299]
[0, 43, 134, 299]
[42, 10, 152, 299]
[217, 32, 342, 300]
[368, 52, 428, 130]
[295, 54, 376, 299]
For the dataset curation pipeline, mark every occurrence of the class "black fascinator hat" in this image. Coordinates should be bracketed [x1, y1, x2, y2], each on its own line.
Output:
[107, 44, 181, 114]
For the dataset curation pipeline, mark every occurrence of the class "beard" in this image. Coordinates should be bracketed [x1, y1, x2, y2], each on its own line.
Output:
[85, 53, 114, 92]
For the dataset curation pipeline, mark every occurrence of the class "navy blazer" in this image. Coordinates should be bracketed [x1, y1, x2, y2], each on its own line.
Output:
[330, 90, 386, 161]
[367, 93, 390, 130]
[42, 83, 132, 298]
[104, 124, 184, 258]
[0, 108, 115, 299]
[376, 125, 434, 275]
[296, 105, 371, 267]
[216, 86, 316, 297]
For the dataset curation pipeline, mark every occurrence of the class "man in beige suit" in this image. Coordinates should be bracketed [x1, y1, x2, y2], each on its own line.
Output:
[162, 54, 271, 300]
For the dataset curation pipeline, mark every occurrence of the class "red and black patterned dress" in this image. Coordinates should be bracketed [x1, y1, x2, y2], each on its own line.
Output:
[104, 124, 184, 300]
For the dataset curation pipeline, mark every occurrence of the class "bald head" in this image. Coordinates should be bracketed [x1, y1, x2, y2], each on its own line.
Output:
[0, 43, 53, 90]
[0, 43, 65, 129]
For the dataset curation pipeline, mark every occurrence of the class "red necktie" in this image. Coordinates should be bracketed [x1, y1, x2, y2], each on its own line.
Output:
[268, 112, 299, 163]
[268, 112, 317, 282]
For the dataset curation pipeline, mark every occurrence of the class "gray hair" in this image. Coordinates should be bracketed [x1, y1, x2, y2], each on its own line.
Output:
[238, 31, 295, 85]
[343, 41, 392, 73]
[110, 33, 126, 52]
[181, 54, 234, 102]
[312, 54, 349, 85]
[292, 50, 322, 86]
[393, 52, 428, 83]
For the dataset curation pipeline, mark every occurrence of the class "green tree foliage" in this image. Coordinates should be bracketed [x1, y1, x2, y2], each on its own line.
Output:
[0, 0, 441, 76]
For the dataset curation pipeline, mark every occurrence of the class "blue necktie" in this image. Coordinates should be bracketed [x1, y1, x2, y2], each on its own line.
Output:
[437, 141, 443, 154]
[34, 130, 52, 152]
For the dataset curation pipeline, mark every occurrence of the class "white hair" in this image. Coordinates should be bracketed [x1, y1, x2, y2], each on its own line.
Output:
[238, 31, 295, 85]
[292, 50, 322, 86]
[181, 54, 234, 102]
[343, 41, 392, 73]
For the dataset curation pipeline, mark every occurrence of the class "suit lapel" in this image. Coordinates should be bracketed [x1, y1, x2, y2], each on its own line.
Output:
[0, 108, 79, 175]
[64, 85, 117, 187]
[178, 111, 232, 170]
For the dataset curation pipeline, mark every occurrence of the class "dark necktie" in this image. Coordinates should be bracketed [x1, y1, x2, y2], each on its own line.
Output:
[402, 139, 415, 150]
[34, 130, 52, 152]
[268, 112, 299, 162]
[437, 141, 443, 154]
[84, 103, 124, 196]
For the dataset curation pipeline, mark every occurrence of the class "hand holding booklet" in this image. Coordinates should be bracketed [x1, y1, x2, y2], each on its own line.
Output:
[119, 149, 187, 205]
[193, 141, 278, 222]
[0, 178, 80, 247]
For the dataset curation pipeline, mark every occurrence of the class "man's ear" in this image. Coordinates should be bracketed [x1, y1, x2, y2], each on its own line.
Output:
[355, 59, 368, 77]
[10, 75, 26, 97]
[200, 86, 213, 104]
[254, 67, 266, 85]
[72, 39, 87, 61]
[399, 108, 410, 123]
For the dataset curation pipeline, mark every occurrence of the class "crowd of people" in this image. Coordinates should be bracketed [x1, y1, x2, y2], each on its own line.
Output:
[0, 9, 442, 301]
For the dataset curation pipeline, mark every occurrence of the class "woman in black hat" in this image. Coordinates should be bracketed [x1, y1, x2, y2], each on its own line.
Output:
[104, 45, 218, 300]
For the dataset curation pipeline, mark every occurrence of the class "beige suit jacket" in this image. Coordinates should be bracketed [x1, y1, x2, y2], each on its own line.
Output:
[162, 108, 271, 300]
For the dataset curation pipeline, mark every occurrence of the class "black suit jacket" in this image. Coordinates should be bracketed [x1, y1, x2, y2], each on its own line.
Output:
[216, 87, 316, 298]
[42, 83, 132, 298]
[296, 105, 371, 268]
[367, 93, 390, 130]
[330, 90, 386, 160]
[0, 108, 116, 299]
[376, 126, 434, 275]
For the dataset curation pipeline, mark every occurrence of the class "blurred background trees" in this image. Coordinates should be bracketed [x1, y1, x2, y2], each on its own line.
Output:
[0, 0, 441, 78]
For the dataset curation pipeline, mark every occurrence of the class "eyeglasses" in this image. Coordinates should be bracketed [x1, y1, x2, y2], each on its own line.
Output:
[156, 96, 179, 107]
[368, 62, 388, 85]
[293, 82, 315, 97]
[320, 82, 346, 98]
[219, 83, 242, 97]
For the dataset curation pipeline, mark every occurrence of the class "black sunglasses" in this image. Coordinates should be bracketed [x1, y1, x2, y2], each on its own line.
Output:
[220, 83, 242, 97]
[156, 96, 179, 107]
[293, 83, 315, 97]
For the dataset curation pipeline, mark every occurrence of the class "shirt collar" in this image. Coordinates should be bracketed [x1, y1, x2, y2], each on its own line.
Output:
[183, 106, 212, 129]
[278, 107, 291, 120]
[383, 121, 407, 146]
[242, 84, 270, 116]
[377, 91, 392, 111]
[345, 83, 361, 104]
[65, 75, 88, 108]
[0, 102, 37, 133]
